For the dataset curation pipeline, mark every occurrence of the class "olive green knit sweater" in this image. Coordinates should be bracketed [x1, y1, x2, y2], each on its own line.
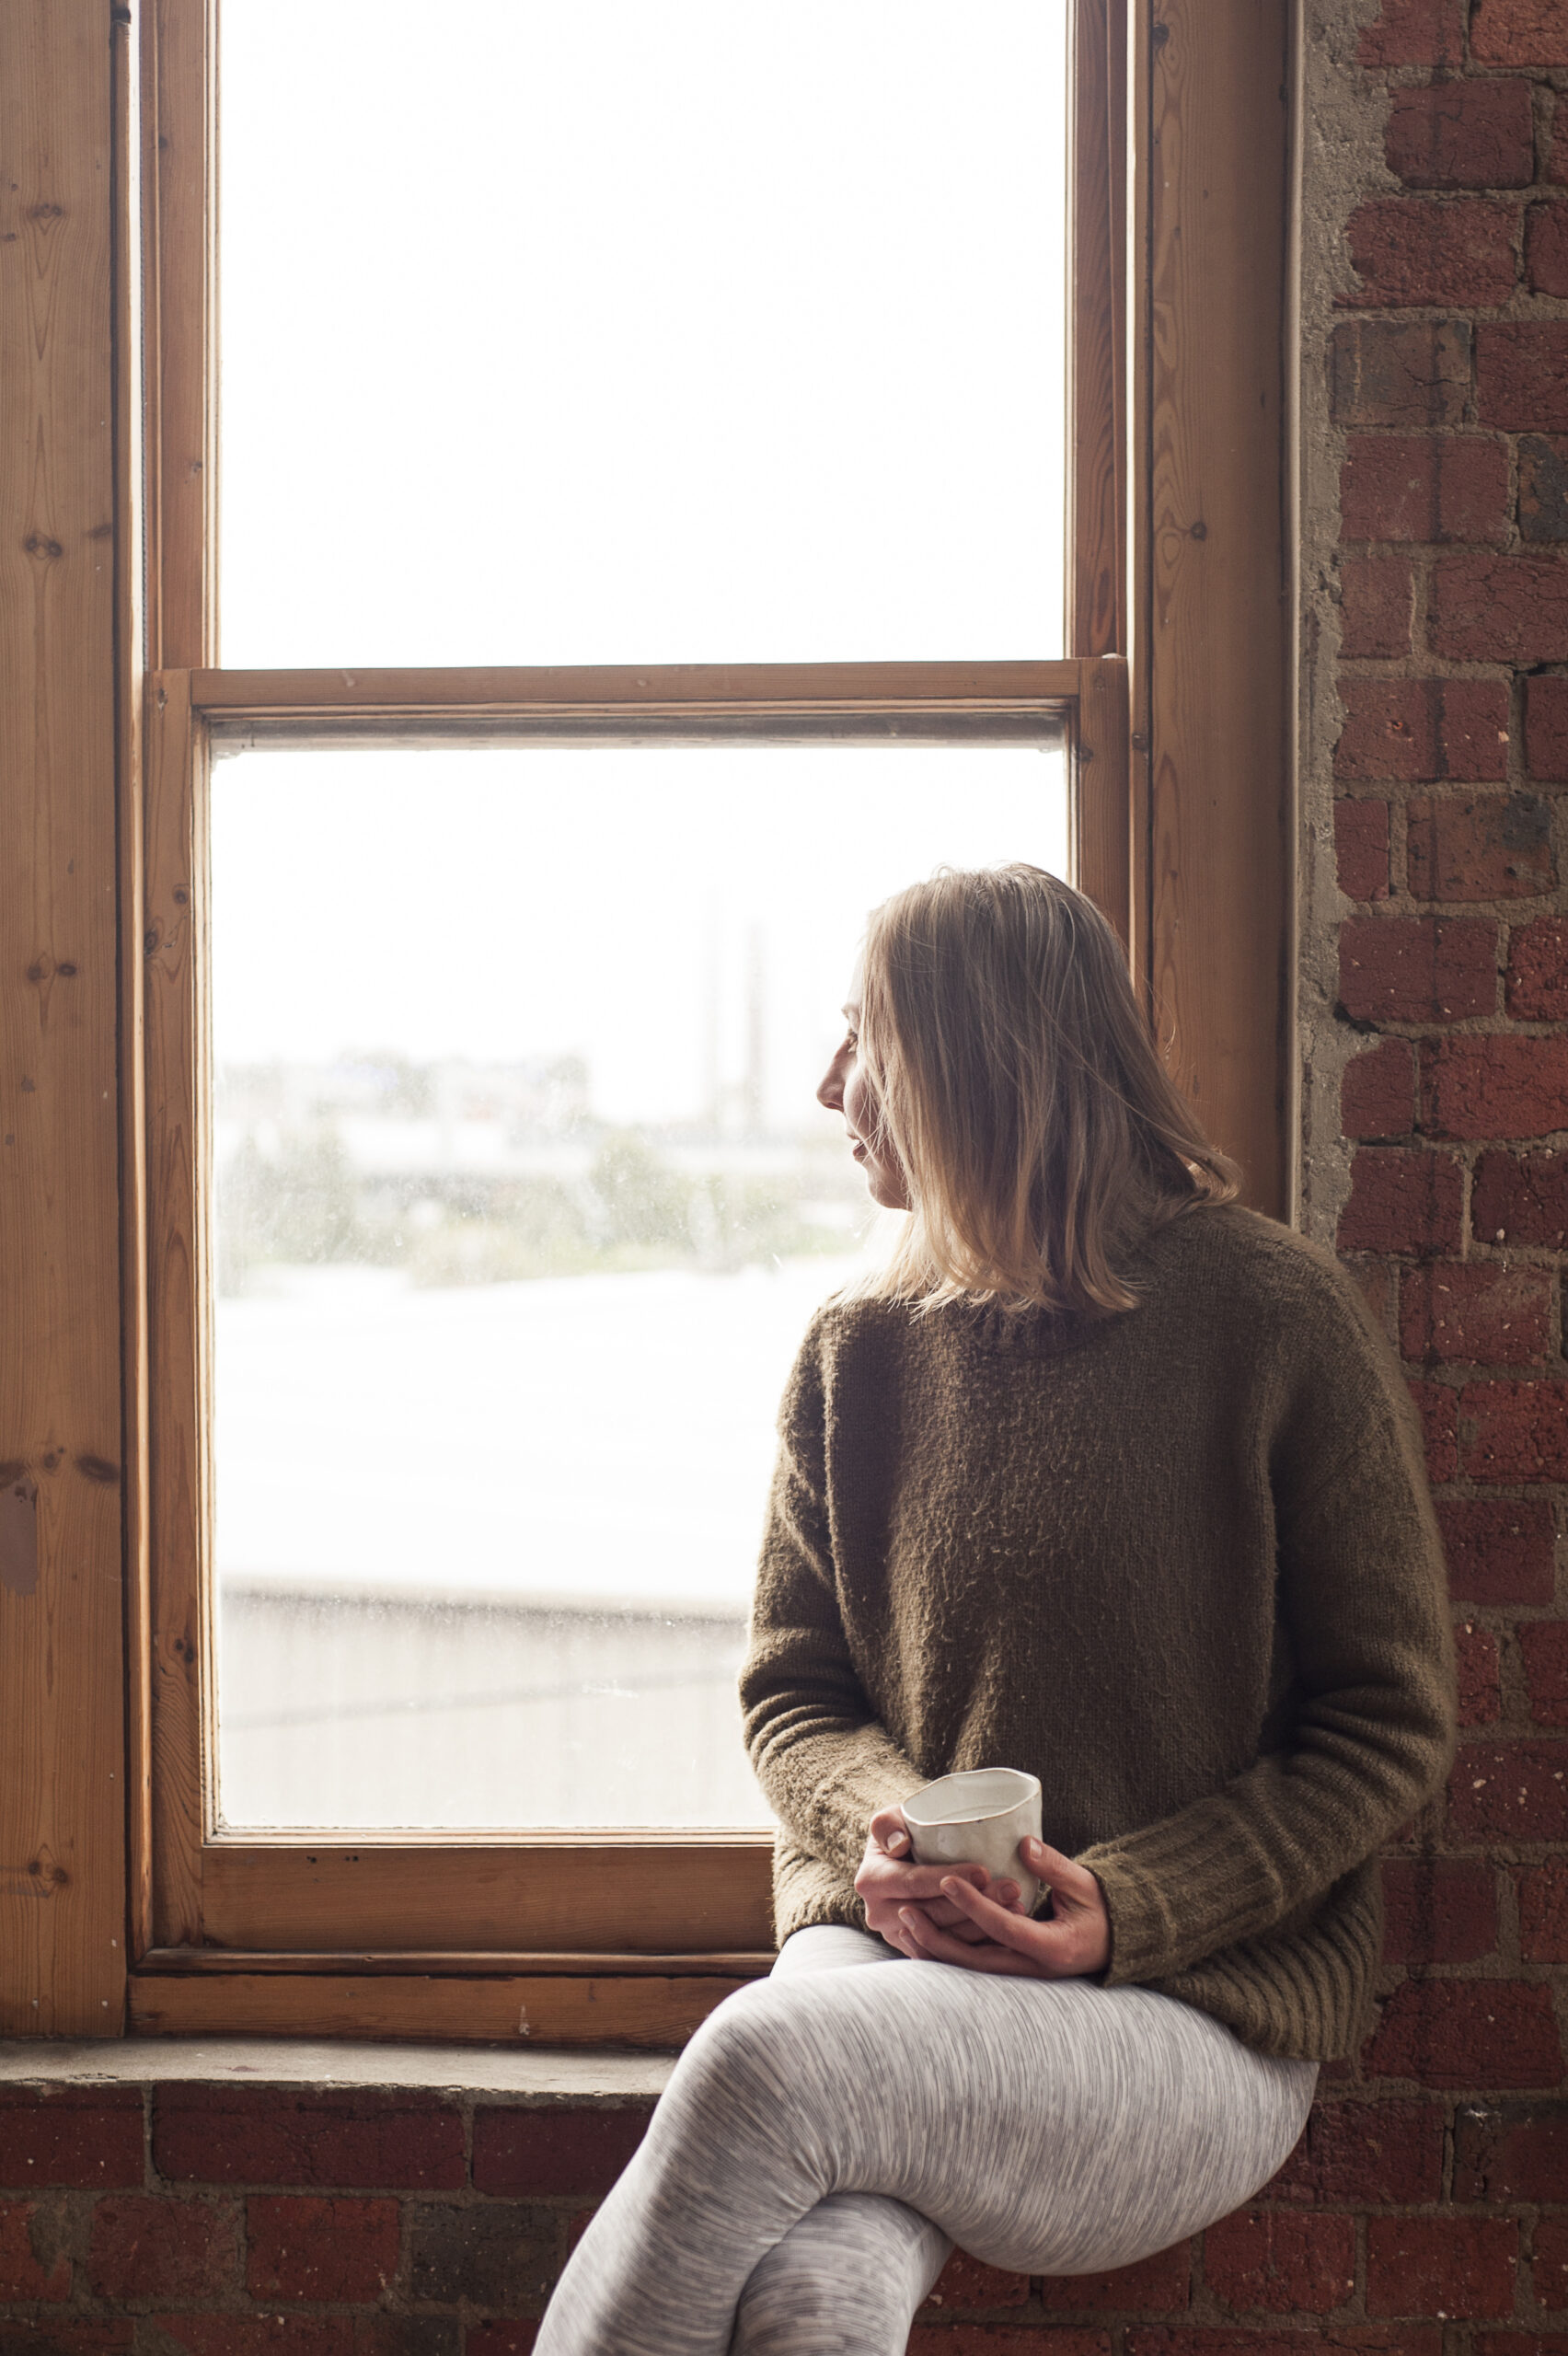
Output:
[738, 1206, 1456, 2060]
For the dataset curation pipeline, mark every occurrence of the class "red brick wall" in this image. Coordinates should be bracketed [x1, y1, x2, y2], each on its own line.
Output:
[0, 2086, 651, 2356]
[0, 2073, 1539, 2354]
[1316, 0, 1568, 2351]
[0, 2051, 1559, 2351]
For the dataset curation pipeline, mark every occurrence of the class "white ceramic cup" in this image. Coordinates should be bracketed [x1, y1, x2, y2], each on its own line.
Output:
[901, 1766, 1045, 1917]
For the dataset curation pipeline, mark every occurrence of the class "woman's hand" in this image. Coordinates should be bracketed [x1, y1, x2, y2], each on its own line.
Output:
[855, 1806, 1028, 1956]
[894, 1837, 1113, 1980]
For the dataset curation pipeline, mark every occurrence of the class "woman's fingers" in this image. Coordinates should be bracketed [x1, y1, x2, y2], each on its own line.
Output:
[917, 1897, 987, 1935]
[1020, 1837, 1100, 1907]
[938, 1876, 1046, 1954]
[896, 1906, 954, 1959]
[858, 1819, 989, 1899]
[897, 1908, 1031, 1975]
[863, 1811, 1008, 1894]
[935, 1875, 1100, 1976]
[867, 1831, 1109, 1977]
[1016, 1844, 1112, 1969]
[939, 1864, 1111, 1978]
[867, 1892, 989, 1946]
[858, 1856, 990, 1904]
[856, 1818, 1043, 1958]
[925, 1902, 992, 1943]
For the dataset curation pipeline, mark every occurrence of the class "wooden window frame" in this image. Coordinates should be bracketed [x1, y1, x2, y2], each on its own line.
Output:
[0, 0, 1291, 2041]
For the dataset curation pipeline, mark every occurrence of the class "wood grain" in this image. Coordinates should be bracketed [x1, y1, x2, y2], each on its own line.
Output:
[191, 661, 1084, 721]
[141, 1946, 773, 1978]
[1070, 0, 1127, 658]
[1144, 0, 1289, 1214]
[0, 0, 129, 2037]
[128, 1970, 742, 2046]
[199, 1840, 776, 1957]
[115, 0, 155, 1972]
[143, 673, 212, 1947]
[143, 0, 216, 669]
[189, 660, 1086, 755]
[1125, 1, 1155, 1008]
[1075, 657, 1131, 947]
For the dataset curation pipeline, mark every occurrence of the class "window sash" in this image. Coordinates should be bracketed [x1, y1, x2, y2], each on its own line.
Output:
[143, 0, 1126, 677]
[138, 660, 1127, 1969]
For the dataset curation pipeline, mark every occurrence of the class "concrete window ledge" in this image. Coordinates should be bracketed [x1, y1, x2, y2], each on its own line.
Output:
[0, 2037, 675, 2097]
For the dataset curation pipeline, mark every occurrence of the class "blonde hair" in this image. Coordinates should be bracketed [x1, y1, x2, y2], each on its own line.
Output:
[847, 865, 1238, 1319]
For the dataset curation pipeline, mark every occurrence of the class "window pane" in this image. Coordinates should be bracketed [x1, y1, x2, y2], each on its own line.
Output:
[218, 2, 1068, 668]
[210, 739, 1070, 1828]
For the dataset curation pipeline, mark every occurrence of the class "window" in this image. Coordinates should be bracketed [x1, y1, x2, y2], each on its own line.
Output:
[0, 0, 1293, 2038]
[208, 737, 1071, 1839]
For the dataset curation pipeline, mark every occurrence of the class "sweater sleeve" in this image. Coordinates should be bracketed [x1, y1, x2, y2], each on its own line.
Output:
[738, 1319, 927, 1886]
[1080, 1320, 1457, 1989]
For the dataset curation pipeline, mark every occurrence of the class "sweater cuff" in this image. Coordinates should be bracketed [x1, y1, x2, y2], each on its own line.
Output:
[1077, 1846, 1188, 1987]
[823, 1761, 930, 1879]
[779, 1749, 929, 1888]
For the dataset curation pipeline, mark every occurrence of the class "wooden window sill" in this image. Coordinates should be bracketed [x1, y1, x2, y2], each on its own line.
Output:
[121, 1957, 766, 2047]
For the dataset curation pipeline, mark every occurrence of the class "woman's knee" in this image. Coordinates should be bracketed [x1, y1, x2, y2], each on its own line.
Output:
[683, 1980, 795, 2084]
[663, 1981, 823, 2151]
[665, 1973, 884, 2199]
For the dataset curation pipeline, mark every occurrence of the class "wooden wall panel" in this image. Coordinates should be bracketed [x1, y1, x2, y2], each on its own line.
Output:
[0, 0, 128, 2036]
[1142, 0, 1291, 1216]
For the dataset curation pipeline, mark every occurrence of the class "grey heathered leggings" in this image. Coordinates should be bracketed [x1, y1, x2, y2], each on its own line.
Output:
[536, 1924, 1318, 2356]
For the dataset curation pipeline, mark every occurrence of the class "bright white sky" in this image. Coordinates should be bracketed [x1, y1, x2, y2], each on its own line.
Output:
[211, 743, 1070, 1128]
[214, 6, 1072, 1118]
[219, 0, 1067, 668]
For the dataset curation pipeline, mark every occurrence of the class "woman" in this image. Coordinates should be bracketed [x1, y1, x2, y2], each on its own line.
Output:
[536, 865, 1455, 2356]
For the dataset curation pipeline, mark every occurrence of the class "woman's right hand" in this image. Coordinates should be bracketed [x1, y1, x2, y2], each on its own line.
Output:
[854, 1806, 1023, 1956]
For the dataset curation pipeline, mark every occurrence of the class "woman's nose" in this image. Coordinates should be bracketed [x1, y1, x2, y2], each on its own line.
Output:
[817, 1057, 844, 1111]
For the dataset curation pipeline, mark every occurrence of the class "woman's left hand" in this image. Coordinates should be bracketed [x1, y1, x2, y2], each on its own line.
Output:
[896, 1837, 1113, 1979]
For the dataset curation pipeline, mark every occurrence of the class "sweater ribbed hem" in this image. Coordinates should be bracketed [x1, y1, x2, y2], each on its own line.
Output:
[1107, 1863, 1383, 2060]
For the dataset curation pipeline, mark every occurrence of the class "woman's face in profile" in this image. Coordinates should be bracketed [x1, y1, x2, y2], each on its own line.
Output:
[816, 987, 911, 1212]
